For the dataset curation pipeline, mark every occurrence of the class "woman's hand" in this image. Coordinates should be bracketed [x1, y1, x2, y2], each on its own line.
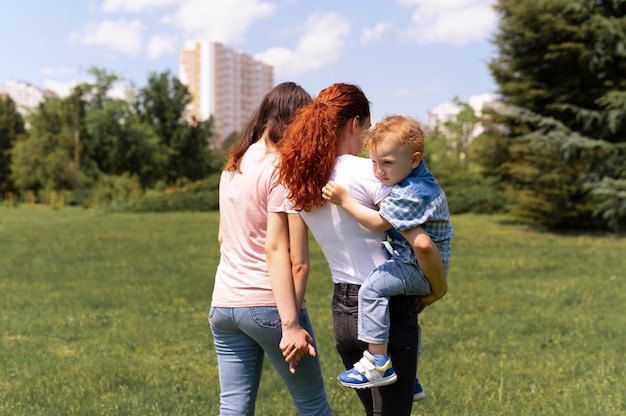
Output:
[415, 286, 447, 314]
[279, 327, 316, 373]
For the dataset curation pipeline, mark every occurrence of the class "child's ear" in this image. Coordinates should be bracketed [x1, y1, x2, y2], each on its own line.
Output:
[411, 151, 422, 169]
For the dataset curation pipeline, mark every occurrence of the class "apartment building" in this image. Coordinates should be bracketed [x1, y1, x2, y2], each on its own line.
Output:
[179, 41, 274, 144]
[427, 93, 498, 140]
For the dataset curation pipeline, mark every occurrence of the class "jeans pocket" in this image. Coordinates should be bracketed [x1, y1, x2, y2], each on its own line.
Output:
[250, 306, 281, 329]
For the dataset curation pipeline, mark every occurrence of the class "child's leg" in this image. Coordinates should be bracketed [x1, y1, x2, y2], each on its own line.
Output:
[357, 261, 409, 347]
[337, 262, 407, 389]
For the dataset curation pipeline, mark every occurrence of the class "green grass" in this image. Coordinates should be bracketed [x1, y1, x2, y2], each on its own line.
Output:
[0, 206, 624, 415]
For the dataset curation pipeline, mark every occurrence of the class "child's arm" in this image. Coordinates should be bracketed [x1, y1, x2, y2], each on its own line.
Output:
[401, 226, 447, 313]
[322, 180, 392, 232]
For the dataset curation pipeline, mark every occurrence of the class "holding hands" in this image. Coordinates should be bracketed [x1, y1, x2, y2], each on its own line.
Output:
[280, 327, 317, 374]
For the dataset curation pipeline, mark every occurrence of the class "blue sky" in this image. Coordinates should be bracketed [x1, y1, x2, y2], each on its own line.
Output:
[0, 0, 500, 123]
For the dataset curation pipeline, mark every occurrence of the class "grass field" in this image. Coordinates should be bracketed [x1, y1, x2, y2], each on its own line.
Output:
[1, 206, 624, 415]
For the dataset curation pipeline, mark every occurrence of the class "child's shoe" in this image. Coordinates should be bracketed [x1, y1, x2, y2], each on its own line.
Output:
[413, 378, 426, 401]
[338, 351, 397, 389]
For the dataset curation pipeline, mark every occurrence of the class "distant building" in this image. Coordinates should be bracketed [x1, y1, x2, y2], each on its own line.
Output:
[427, 93, 499, 139]
[179, 41, 274, 144]
[2, 79, 46, 116]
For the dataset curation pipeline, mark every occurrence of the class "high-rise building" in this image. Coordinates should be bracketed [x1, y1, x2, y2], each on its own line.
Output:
[179, 41, 274, 143]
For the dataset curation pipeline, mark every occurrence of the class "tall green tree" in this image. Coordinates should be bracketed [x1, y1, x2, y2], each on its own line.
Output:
[486, 0, 626, 231]
[11, 94, 86, 192]
[0, 95, 25, 193]
[135, 70, 216, 183]
[81, 68, 168, 187]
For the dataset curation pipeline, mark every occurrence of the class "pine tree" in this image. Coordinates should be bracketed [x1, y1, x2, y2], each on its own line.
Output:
[487, 0, 626, 231]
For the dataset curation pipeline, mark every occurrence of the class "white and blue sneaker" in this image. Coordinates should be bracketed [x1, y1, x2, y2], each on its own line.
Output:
[338, 351, 397, 389]
[413, 378, 426, 401]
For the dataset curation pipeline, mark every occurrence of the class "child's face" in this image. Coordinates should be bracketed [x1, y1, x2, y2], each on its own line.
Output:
[369, 140, 421, 186]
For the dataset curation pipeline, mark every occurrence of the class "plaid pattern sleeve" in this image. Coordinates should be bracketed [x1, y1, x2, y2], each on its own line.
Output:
[379, 163, 453, 275]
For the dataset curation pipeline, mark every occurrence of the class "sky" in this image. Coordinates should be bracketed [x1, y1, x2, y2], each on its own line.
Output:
[0, 0, 500, 123]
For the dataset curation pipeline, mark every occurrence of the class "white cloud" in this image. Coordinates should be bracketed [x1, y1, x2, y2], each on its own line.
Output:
[108, 81, 135, 99]
[255, 11, 351, 77]
[163, 0, 275, 45]
[70, 19, 145, 56]
[361, 22, 393, 44]
[146, 34, 178, 59]
[399, 0, 497, 46]
[43, 79, 82, 97]
[102, 0, 178, 12]
[40, 67, 77, 77]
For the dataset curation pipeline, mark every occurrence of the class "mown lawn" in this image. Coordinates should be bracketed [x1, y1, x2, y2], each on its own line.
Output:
[0, 206, 624, 415]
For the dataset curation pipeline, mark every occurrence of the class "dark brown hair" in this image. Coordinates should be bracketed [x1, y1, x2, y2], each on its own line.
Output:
[224, 82, 312, 172]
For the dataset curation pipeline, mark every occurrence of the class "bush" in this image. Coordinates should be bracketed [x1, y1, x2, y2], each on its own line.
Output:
[439, 175, 511, 215]
[124, 189, 218, 212]
[116, 173, 221, 213]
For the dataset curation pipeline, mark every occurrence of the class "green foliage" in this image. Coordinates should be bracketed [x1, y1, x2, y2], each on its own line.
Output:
[87, 173, 143, 208]
[438, 174, 511, 214]
[487, 0, 626, 231]
[1, 209, 624, 415]
[585, 177, 626, 232]
[10, 94, 85, 192]
[491, 105, 626, 231]
[81, 173, 221, 213]
[134, 70, 218, 183]
[0, 95, 25, 193]
[5, 67, 222, 195]
[121, 174, 221, 213]
[426, 99, 511, 215]
[490, 0, 626, 141]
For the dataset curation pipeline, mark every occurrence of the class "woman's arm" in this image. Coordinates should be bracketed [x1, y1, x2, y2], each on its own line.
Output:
[288, 213, 310, 311]
[322, 180, 392, 232]
[266, 211, 315, 372]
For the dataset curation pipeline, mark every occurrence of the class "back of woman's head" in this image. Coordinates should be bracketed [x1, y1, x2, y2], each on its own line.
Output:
[224, 82, 311, 172]
[278, 83, 370, 211]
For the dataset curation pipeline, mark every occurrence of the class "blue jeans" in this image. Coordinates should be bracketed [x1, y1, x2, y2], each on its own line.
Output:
[358, 259, 430, 344]
[209, 306, 331, 416]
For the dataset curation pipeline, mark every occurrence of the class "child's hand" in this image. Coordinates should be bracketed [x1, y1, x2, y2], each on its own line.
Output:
[322, 181, 348, 205]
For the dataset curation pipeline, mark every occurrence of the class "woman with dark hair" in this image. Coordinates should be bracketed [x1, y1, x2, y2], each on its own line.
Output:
[278, 83, 419, 416]
[210, 82, 332, 416]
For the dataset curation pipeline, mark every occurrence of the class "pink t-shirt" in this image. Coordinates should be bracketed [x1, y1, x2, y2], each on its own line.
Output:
[211, 140, 285, 307]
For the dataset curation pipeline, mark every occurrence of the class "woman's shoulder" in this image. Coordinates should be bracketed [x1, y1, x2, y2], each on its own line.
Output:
[335, 154, 371, 170]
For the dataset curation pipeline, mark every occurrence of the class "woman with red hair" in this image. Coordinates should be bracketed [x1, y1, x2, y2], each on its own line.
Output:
[277, 83, 419, 416]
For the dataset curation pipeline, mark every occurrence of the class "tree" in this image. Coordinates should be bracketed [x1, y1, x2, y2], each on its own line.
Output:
[426, 99, 511, 214]
[11, 95, 84, 192]
[135, 70, 217, 183]
[0, 95, 25, 193]
[487, 0, 626, 231]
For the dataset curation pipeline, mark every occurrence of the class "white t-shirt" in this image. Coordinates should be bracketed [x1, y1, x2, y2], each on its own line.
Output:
[297, 155, 392, 285]
[211, 140, 285, 307]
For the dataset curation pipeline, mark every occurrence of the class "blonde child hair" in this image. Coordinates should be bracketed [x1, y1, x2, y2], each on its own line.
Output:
[364, 115, 425, 154]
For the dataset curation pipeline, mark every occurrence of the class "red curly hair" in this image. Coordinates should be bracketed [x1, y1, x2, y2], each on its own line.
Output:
[277, 83, 370, 211]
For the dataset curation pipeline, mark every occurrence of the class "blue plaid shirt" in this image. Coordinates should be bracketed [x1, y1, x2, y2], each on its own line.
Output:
[379, 161, 452, 276]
